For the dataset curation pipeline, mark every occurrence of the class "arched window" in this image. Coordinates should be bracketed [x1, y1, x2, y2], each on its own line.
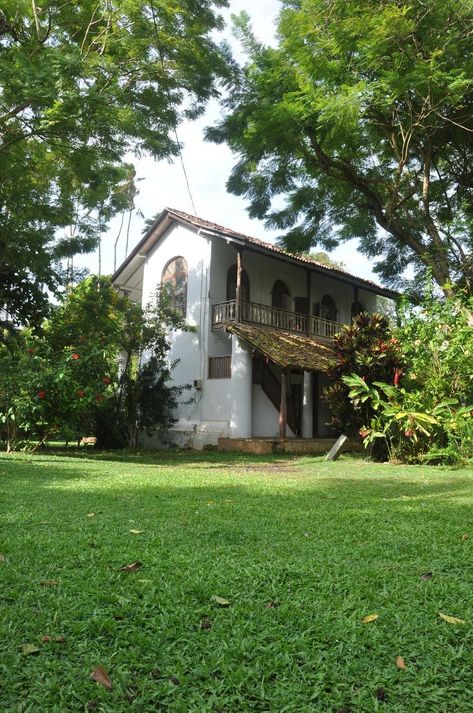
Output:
[161, 256, 188, 317]
[321, 294, 338, 321]
[271, 280, 291, 310]
[226, 265, 250, 303]
[351, 300, 366, 320]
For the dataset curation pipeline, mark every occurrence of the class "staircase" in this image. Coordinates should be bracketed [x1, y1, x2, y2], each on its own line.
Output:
[259, 361, 301, 436]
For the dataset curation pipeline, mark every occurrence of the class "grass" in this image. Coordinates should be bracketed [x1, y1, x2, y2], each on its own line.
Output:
[1, 450, 473, 712]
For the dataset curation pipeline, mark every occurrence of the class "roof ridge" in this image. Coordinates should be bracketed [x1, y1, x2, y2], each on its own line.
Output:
[165, 207, 397, 296]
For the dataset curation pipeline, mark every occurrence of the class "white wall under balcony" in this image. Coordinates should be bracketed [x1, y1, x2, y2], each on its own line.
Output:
[229, 334, 252, 438]
[208, 237, 380, 332]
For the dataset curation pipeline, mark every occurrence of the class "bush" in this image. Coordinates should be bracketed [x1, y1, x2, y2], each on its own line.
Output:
[324, 312, 404, 438]
[0, 278, 191, 451]
[343, 289, 473, 464]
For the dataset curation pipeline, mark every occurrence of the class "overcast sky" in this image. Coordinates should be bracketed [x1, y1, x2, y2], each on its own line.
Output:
[79, 0, 378, 283]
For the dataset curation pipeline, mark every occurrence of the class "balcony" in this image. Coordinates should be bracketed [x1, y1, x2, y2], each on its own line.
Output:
[211, 299, 345, 340]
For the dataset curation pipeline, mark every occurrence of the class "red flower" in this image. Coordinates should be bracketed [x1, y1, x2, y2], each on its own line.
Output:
[27, 348, 35, 355]
[37, 390, 46, 399]
[94, 394, 102, 403]
[359, 428, 369, 439]
[404, 428, 414, 438]
[77, 389, 85, 398]
[71, 353, 80, 360]
[393, 369, 401, 386]
[102, 376, 111, 385]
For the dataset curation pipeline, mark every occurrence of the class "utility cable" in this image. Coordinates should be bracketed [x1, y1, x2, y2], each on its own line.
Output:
[149, 0, 198, 216]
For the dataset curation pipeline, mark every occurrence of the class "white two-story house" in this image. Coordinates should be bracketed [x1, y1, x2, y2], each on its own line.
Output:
[112, 208, 397, 451]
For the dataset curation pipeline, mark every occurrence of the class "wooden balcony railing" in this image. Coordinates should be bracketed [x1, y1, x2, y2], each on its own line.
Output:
[211, 299, 345, 339]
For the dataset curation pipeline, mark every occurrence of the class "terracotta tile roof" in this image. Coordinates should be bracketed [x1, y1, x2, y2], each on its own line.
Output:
[166, 208, 398, 298]
[224, 322, 336, 372]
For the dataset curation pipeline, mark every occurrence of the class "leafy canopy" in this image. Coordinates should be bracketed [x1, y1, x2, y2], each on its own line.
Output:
[209, 0, 473, 295]
[0, 0, 229, 325]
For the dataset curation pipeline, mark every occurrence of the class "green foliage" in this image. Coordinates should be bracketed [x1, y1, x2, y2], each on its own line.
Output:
[0, 330, 113, 450]
[397, 289, 473, 408]
[0, 0, 229, 325]
[344, 375, 473, 464]
[324, 312, 403, 441]
[0, 276, 191, 450]
[210, 0, 473, 295]
[94, 284, 193, 449]
[343, 289, 473, 463]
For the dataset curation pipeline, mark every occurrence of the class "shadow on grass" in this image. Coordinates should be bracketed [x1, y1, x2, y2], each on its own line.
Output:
[1, 451, 472, 506]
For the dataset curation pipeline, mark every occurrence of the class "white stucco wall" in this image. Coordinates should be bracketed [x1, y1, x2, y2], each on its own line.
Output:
[140, 223, 217, 447]
[252, 385, 296, 438]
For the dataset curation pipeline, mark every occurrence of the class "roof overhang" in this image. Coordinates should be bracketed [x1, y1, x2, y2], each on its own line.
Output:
[225, 322, 336, 372]
[112, 207, 400, 300]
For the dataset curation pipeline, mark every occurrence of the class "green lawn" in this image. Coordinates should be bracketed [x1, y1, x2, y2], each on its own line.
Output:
[1, 450, 473, 712]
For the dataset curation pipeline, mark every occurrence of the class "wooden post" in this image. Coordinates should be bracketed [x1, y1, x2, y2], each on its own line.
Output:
[235, 248, 242, 322]
[353, 285, 359, 319]
[279, 367, 288, 441]
[306, 269, 312, 335]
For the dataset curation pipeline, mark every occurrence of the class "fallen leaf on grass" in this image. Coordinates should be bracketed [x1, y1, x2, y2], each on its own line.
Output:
[361, 614, 379, 624]
[118, 561, 142, 572]
[86, 513, 95, 518]
[0, 553, 5, 562]
[21, 643, 40, 656]
[461, 533, 469, 542]
[396, 656, 407, 670]
[438, 612, 465, 625]
[41, 579, 58, 587]
[420, 572, 433, 580]
[129, 529, 144, 535]
[90, 666, 112, 690]
[265, 601, 280, 609]
[169, 676, 180, 686]
[41, 635, 66, 644]
[211, 595, 231, 607]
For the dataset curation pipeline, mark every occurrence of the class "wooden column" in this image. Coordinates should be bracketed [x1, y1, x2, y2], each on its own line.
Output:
[306, 269, 312, 335]
[235, 248, 242, 322]
[353, 285, 359, 318]
[279, 367, 288, 441]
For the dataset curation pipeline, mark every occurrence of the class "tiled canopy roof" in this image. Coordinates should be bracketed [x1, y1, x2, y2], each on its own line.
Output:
[225, 323, 336, 372]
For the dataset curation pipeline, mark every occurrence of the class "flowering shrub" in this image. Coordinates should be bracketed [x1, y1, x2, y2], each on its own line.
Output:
[323, 312, 404, 442]
[342, 288, 473, 464]
[1, 276, 191, 451]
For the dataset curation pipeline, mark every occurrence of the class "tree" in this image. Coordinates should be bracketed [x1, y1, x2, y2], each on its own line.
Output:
[0, 0, 229, 325]
[208, 1, 473, 296]
[0, 276, 191, 450]
[93, 282, 192, 449]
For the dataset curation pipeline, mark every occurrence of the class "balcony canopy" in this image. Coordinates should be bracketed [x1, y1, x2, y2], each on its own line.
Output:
[225, 322, 336, 373]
